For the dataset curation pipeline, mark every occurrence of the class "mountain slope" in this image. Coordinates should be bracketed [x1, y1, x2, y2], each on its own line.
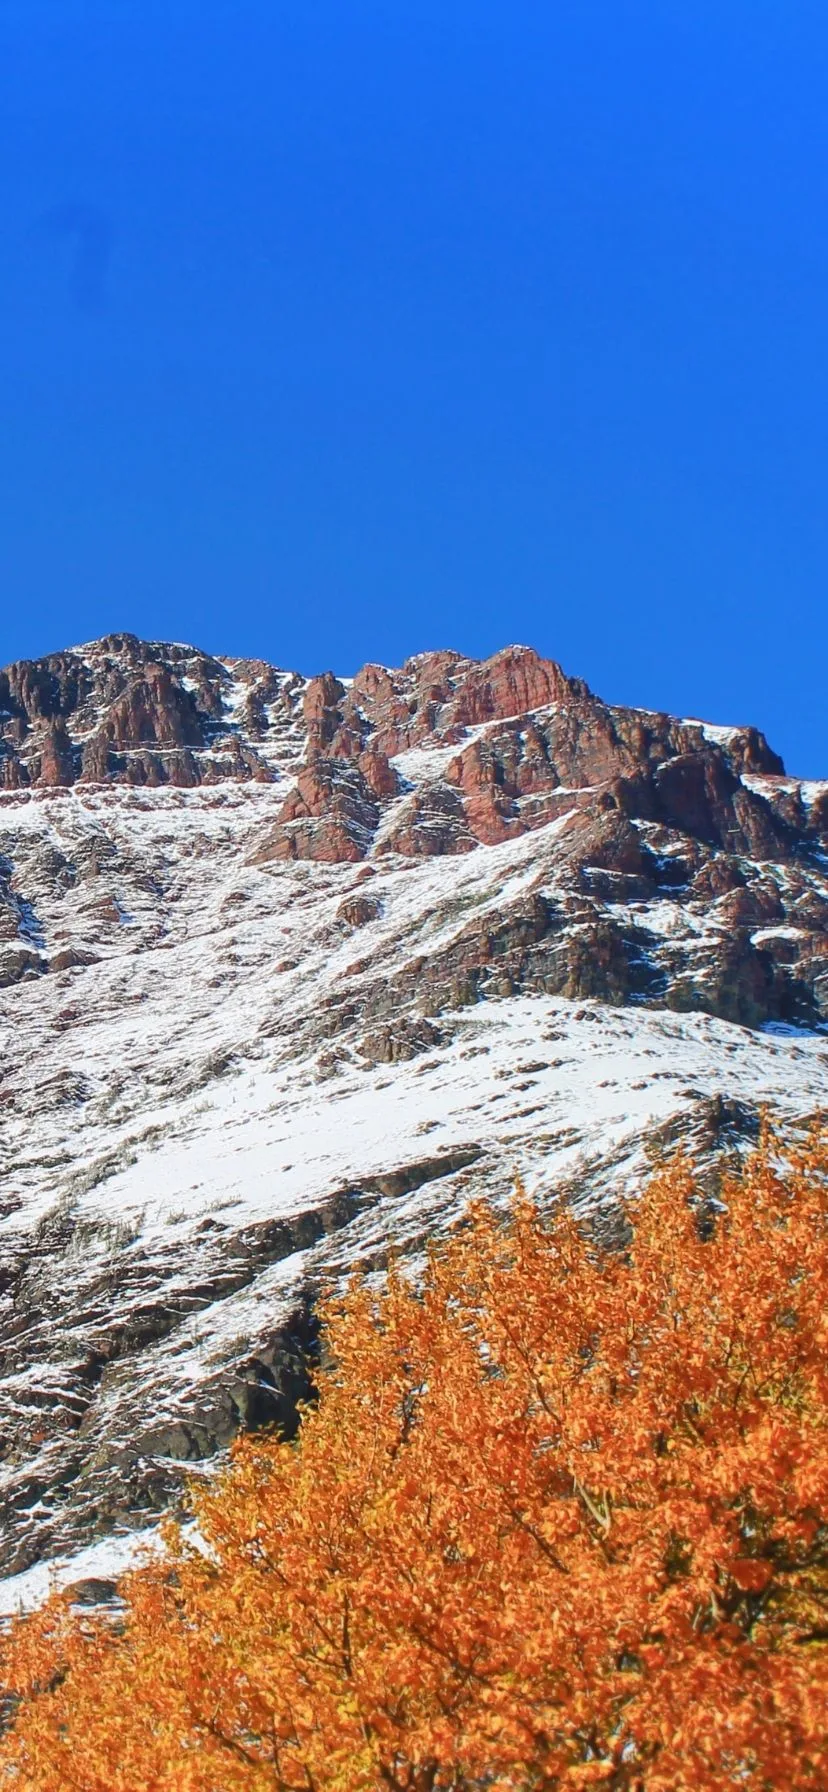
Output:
[1, 636, 827, 1601]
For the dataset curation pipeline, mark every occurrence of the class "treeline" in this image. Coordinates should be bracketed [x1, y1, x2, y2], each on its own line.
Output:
[1, 1126, 826, 1789]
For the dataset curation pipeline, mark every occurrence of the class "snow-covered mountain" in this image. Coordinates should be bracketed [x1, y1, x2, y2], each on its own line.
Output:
[1, 635, 827, 1607]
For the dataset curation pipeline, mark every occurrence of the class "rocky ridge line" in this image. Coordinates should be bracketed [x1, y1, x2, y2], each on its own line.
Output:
[1, 635, 827, 1031]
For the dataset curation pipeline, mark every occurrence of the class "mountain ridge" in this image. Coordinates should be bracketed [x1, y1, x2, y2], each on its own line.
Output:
[1, 634, 826, 1030]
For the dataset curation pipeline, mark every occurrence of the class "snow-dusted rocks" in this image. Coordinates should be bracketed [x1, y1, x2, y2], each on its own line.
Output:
[0, 633, 827, 1604]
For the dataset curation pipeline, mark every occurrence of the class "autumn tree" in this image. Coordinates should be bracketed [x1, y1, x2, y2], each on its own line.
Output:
[1, 1123, 826, 1790]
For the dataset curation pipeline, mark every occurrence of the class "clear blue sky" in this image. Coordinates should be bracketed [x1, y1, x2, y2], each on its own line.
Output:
[0, 3, 825, 774]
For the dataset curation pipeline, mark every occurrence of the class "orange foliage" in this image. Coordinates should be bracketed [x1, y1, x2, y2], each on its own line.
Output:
[1, 1124, 826, 1789]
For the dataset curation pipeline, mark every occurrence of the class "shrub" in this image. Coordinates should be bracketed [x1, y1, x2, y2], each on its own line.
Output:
[1, 1125, 826, 1789]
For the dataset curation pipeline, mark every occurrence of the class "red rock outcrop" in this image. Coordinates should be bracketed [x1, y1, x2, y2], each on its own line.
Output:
[37, 722, 76, 788]
[254, 759, 381, 863]
[378, 784, 477, 858]
[0, 636, 819, 897]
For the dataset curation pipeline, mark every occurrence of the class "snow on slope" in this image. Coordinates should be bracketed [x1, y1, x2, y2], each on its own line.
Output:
[1, 779, 827, 1601]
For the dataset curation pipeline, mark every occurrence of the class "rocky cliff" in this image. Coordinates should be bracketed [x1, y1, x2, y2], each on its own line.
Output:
[1, 634, 826, 1028]
[0, 635, 826, 1606]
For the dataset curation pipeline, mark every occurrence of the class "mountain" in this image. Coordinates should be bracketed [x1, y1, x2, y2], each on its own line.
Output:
[1, 634, 827, 1608]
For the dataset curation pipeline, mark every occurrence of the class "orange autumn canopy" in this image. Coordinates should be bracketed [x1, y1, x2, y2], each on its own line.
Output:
[1, 1125, 826, 1790]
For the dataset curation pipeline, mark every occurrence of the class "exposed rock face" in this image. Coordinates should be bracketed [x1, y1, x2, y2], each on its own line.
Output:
[337, 892, 383, 928]
[0, 631, 827, 1600]
[0, 635, 303, 791]
[258, 759, 383, 864]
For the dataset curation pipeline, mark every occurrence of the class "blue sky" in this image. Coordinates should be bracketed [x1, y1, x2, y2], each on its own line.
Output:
[0, 2, 826, 773]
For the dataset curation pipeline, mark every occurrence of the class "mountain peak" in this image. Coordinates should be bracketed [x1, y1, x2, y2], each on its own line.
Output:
[0, 635, 785, 803]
